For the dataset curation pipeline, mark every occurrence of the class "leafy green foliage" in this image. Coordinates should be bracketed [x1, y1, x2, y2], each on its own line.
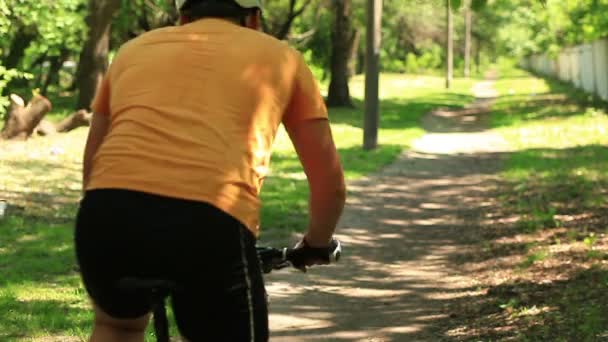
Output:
[0, 0, 86, 106]
[112, 0, 177, 45]
[0, 66, 31, 111]
[1, 0, 86, 58]
[0, 1, 11, 35]
[471, 0, 488, 11]
[473, 0, 608, 58]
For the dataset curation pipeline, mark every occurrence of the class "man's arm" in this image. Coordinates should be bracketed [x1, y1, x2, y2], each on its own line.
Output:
[285, 118, 346, 247]
[82, 113, 110, 192]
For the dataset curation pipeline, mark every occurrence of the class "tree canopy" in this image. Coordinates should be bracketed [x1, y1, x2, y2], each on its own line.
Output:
[1, 0, 606, 113]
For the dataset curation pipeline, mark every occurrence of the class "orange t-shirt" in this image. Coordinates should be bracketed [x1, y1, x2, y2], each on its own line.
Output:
[87, 19, 328, 236]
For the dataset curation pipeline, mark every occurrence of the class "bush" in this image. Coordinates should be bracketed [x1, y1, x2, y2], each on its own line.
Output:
[404, 53, 419, 74]
[302, 49, 327, 82]
[381, 50, 406, 73]
[403, 45, 443, 74]
[417, 45, 442, 71]
[0, 67, 31, 115]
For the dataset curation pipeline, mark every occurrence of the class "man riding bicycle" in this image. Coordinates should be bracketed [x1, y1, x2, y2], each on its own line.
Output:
[75, 0, 346, 341]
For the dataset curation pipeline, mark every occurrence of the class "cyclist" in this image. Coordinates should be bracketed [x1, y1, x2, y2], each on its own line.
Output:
[74, 0, 346, 341]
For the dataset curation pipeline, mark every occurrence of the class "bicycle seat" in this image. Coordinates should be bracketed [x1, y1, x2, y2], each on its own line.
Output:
[116, 277, 178, 296]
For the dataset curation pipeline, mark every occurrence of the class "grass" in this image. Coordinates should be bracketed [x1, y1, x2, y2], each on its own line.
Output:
[0, 73, 475, 340]
[453, 67, 608, 340]
[0, 217, 91, 341]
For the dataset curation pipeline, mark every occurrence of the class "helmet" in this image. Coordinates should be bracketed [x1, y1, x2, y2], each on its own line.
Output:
[175, 0, 263, 13]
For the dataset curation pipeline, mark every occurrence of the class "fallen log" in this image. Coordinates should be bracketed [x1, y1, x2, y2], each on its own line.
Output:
[56, 109, 92, 132]
[34, 119, 57, 136]
[34, 110, 93, 136]
[1, 93, 52, 140]
[2, 92, 93, 139]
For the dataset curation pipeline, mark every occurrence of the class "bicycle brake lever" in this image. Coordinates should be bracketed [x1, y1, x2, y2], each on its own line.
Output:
[329, 239, 342, 263]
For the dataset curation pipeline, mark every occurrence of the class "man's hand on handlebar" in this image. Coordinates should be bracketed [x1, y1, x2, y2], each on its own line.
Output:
[289, 237, 341, 272]
[256, 238, 342, 274]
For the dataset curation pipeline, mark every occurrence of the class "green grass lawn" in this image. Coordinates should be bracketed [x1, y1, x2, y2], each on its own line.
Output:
[0, 73, 475, 341]
[481, 69, 608, 340]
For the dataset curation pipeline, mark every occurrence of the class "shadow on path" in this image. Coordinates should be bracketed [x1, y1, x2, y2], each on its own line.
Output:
[266, 81, 510, 341]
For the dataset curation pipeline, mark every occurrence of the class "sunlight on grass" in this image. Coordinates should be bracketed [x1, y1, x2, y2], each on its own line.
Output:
[495, 106, 608, 152]
[0, 131, 85, 222]
[491, 71, 608, 183]
[493, 74, 550, 98]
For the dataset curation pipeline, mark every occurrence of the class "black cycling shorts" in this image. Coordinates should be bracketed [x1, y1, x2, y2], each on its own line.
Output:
[75, 189, 268, 341]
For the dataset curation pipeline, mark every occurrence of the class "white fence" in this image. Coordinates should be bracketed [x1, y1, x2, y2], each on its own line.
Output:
[522, 39, 608, 101]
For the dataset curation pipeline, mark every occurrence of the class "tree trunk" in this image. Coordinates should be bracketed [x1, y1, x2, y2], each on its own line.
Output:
[464, 6, 472, 78]
[327, 0, 354, 108]
[348, 29, 361, 77]
[74, 0, 122, 111]
[3, 24, 37, 70]
[41, 49, 70, 96]
[363, 0, 382, 150]
[357, 48, 365, 75]
[446, 0, 453, 89]
[2, 95, 25, 137]
[475, 38, 481, 75]
[34, 53, 49, 89]
[1, 94, 52, 140]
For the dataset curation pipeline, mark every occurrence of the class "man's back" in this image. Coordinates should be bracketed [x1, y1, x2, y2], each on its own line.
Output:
[87, 18, 327, 234]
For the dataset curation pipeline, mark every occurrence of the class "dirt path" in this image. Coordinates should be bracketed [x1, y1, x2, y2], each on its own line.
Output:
[267, 81, 508, 341]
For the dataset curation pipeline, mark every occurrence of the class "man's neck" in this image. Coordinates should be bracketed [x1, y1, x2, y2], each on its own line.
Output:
[183, 16, 243, 27]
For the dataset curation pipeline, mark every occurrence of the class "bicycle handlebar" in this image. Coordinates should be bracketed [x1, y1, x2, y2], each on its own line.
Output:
[257, 239, 342, 274]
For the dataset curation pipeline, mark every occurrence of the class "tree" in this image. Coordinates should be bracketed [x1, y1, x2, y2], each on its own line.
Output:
[2, 24, 37, 72]
[363, 0, 382, 150]
[380, 1, 448, 73]
[326, 0, 357, 107]
[464, 2, 472, 77]
[112, 0, 178, 43]
[263, 0, 316, 40]
[0, 0, 86, 99]
[446, 0, 453, 89]
[74, 0, 122, 111]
